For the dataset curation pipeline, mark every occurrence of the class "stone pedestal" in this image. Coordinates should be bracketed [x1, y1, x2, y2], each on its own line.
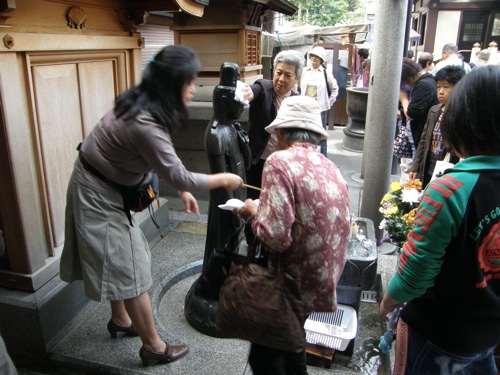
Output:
[342, 87, 369, 152]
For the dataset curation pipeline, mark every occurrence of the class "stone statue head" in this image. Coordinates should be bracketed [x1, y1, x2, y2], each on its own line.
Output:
[212, 62, 244, 122]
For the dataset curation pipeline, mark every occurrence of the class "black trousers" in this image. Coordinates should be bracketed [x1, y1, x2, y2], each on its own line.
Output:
[248, 343, 308, 375]
[248, 314, 309, 375]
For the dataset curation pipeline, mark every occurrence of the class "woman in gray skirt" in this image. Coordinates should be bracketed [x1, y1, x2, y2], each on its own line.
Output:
[60, 45, 243, 367]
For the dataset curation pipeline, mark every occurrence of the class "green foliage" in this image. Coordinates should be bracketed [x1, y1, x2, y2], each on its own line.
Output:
[347, 0, 363, 12]
[287, 0, 359, 27]
[344, 0, 366, 24]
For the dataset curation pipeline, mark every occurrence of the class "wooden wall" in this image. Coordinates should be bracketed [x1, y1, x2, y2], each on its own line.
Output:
[0, 0, 143, 291]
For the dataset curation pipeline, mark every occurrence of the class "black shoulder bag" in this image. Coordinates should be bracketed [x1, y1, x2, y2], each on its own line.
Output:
[323, 67, 332, 97]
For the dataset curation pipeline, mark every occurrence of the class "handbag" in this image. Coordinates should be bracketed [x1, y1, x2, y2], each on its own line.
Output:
[121, 172, 159, 213]
[393, 123, 413, 158]
[195, 225, 262, 301]
[216, 242, 306, 353]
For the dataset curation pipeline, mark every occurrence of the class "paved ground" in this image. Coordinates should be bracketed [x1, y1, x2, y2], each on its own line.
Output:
[14, 127, 400, 375]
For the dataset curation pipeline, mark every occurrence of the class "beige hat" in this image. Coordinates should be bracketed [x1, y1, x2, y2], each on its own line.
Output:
[175, 0, 204, 17]
[309, 46, 326, 62]
[265, 96, 328, 140]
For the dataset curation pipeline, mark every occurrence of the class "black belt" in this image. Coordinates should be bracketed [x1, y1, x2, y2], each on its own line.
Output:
[76, 143, 136, 225]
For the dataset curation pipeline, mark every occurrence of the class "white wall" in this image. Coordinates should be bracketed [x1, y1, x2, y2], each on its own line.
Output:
[136, 23, 174, 69]
[433, 11, 461, 58]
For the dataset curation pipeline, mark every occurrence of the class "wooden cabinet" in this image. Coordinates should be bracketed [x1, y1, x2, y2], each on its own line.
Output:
[173, 0, 264, 85]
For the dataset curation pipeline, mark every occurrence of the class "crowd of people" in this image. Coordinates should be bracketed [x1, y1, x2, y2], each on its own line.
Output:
[385, 43, 500, 374]
[3, 39, 494, 375]
[397, 42, 499, 184]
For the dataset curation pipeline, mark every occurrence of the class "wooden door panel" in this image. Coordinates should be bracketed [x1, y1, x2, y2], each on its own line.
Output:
[79, 61, 116, 137]
[32, 64, 83, 250]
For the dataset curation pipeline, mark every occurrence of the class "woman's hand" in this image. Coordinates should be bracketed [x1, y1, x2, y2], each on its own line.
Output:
[380, 291, 405, 320]
[409, 171, 417, 180]
[179, 191, 200, 217]
[235, 199, 258, 222]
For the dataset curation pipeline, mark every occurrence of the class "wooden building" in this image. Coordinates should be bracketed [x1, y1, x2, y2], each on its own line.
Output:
[410, 0, 500, 62]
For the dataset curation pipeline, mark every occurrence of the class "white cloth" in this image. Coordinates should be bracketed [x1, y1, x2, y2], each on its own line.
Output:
[235, 80, 249, 105]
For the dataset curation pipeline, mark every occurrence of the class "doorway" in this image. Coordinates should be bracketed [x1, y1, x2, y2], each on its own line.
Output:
[458, 11, 489, 62]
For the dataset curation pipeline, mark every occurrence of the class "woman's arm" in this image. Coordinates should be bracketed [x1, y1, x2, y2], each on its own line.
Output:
[207, 173, 243, 191]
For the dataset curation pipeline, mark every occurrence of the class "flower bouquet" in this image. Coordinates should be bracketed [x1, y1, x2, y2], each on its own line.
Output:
[379, 180, 423, 249]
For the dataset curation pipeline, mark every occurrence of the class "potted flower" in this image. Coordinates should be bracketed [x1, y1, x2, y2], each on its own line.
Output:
[379, 179, 423, 249]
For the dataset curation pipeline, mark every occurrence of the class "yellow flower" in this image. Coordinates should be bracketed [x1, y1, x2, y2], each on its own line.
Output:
[380, 193, 393, 204]
[404, 179, 423, 191]
[385, 206, 398, 216]
[390, 181, 402, 192]
[403, 208, 418, 225]
[379, 179, 423, 248]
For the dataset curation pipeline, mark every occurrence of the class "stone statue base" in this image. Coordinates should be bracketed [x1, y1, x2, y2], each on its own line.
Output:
[184, 280, 221, 337]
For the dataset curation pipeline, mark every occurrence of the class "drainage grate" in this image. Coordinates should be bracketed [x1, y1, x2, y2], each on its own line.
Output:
[361, 290, 378, 303]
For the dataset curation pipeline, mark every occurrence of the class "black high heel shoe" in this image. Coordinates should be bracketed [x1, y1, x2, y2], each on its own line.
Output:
[107, 320, 139, 339]
[139, 342, 189, 367]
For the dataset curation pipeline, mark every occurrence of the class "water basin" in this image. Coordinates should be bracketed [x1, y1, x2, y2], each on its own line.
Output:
[338, 217, 378, 290]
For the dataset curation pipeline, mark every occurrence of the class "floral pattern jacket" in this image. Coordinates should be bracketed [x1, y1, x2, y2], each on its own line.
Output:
[252, 142, 350, 313]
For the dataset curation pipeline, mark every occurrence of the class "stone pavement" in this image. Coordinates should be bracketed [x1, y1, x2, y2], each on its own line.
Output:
[16, 127, 400, 375]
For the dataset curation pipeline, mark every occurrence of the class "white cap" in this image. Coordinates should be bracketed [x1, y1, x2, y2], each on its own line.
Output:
[309, 46, 326, 62]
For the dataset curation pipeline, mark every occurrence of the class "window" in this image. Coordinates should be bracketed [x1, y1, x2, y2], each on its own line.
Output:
[492, 12, 500, 37]
[462, 23, 484, 42]
[419, 13, 427, 46]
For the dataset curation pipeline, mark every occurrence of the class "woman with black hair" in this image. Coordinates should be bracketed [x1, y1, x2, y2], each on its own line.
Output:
[399, 57, 439, 148]
[60, 45, 243, 367]
[381, 66, 500, 375]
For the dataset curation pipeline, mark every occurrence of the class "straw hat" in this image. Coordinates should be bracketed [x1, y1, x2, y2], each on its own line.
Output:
[265, 96, 328, 140]
[175, 0, 204, 17]
[309, 46, 326, 62]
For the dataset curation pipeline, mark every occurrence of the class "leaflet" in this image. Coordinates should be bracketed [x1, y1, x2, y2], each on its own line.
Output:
[218, 198, 259, 211]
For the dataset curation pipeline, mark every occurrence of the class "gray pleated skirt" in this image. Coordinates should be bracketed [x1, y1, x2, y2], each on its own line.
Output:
[60, 173, 152, 302]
